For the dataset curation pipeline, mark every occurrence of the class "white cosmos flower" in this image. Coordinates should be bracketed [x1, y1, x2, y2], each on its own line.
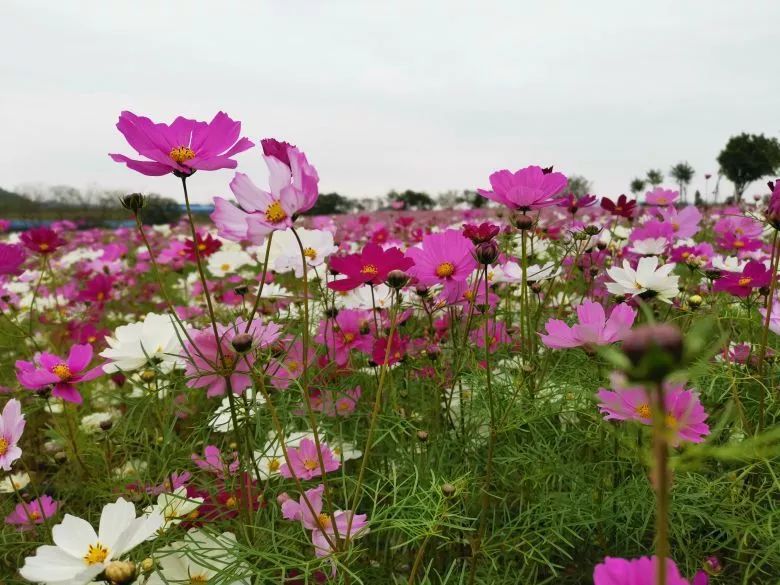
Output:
[207, 249, 253, 277]
[606, 256, 679, 303]
[258, 228, 338, 277]
[80, 410, 121, 434]
[210, 389, 266, 433]
[146, 529, 250, 585]
[100, 313, 186, 373]
[144, 487, 203, 535]
[19, 497, 163, 585]
[629, 237, 668, 256]
[711, 255, 747, 272]
[497, 261, 561, 284]
[336, 283, 395, 310]
[0, 471, 30, 493]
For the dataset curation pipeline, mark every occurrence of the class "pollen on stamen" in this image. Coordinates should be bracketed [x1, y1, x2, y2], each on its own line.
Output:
[84, 542, 109, 565]
[169, 146, 196, 164]
[436, 262, 455, 278]
[265, 201, 288, 224]
[52, 363, 72, 381]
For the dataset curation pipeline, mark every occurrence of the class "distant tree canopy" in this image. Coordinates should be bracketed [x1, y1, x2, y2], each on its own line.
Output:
[303, 192, 360, 216]
[565, 175, 592, 198]
[629, 178, 647, 195]
[645, 169, 664, 187]
[669, 162, 695, 202]
[436, 190, 484, 209]
[717, 133, 780, 201]
[140, 195, 183, 225]
[387, 189, 435, 210]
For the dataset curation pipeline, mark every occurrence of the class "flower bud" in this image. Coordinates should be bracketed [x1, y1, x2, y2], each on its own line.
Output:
[703, 555, 723, 576]
[104, 560, 137, 585]
[583, 225, 601, 236]
[416, 430, 429, 443]
[325, 307, 339, 318]
[621, 323, 683, 382]
[120, 193, 146, 213]
[231, 333, 254, 353]
[139, 558, 154, 573]
[441, 483, 456, 497]
[99, 419, 113, 432]
[530, 282, 543, 294]
[386, 270, 410, 289]
[233, 285, 249, 296]
[139, 369, 156, 383]
[688, 294, 703, 308]
[474, 240, 500, 265]
[512, 213, 534, 231]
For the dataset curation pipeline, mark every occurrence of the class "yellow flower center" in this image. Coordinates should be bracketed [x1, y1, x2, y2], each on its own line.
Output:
[97, 292, 105, 301]
[0, 438, 8, 456]
[265, 201, 288, 224]
[317, 513, 332, 529]
[38, 243, 50, 252]
[343, 332, 355, 343]
[225, 496, 238, 509]
[189, 575, 209, 584]
[635, 403, 651, 419]
[303, 458, 319, 471]
[268, 458, 281, 472]
[197, 243, 207, 251]
[287, 360, 300, 372]
[436, 262, 455, 278]
[84, 542, 109, 565]
[303, 247, 317, 260]
[733, 240, 745, 249]
[170, 146, 196, 164]
[220, 263, 231, 272]
[28, 510, 41, 521]
[361, 264, 379, 276]
[52, 363, 72, 381]
[738, 277, 752, 287]
[665, 414, 678, 429]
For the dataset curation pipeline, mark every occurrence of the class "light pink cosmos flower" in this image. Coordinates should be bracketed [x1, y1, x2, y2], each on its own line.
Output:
[645, 187, 679, 206]
[406, 230, 477, 289]
[759, 299, 780, 335]
[183, 319, 281, 397]
[594, 556, 708, 585]
[0, 398, 25, 471]
[191, 445, 240, 478]
[281, 484, 369, 557]
[5, 495, 58, 530]
[15, 344, 103, 404]
[279, 438, 340, 480]
[596, 375, 709, 445]
[211, 139, 319, 242]
[109, 111, 254, 176]
[477, 165, 568, 211]
[314, 309, 373, 367]
[267, 339, 313, 390]
[540, 301, 637, 349]
[654, 206, 702, 239]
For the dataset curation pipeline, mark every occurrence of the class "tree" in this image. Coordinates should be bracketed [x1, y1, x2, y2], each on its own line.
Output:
[646, 169, 664, 187]
[629, 178, 646, 195]
[669, 162, 695, 203]
[717, 133, 780, 202]
[303, 192, 359, 216]
[387, 189, 435, 210]
[565, 175, 592, 197]
[140, 195, 182, 225]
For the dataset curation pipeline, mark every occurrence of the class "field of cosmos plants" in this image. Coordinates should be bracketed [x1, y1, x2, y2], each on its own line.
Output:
[0, 111, 778, 585]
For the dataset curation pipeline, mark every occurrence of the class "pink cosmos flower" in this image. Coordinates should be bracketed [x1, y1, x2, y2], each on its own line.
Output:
[281, 484, 369, 557]
[279, 438, 340, 480]
[477, 165, 568, 211]
[713, 214, 763, 240]
[314, 309, 373, 366]
[20, 227, 66, 255]
[406, 230, 477, 288]
[654, 206, 702, 239]
[0, 398, 25, 471]
[192, 445, 240, 478]
[210, 139, 319, 242]
[0, 243, 25, 276]
[5, 495, 58, 530]
[15, 344, 103, 404]
[328, 244, 414, 292]
[109, 111, 253, 176]
[596, 375, 709, 445]
[759, 299, 780, 335]
[267, 339, 313, 390]
[717, 232, 762, 254]
[540, 301, 637, 349]
[594, 556, 708, 585]
[183, 319, 282, 397]
[713, 260, 772, 297]
[645, 187, 679, 206]
[77, 274, 115, 304]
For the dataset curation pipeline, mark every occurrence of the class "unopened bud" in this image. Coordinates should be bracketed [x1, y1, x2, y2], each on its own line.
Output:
[583, 225, 601, 236]
[120, 193, 146, 213]
[231, 333, 254, 353]
[140, 558, 154, 573]
[233, 285, 249, 296]
[416, 430, 429, 443]
[104, 560, 137, 585]
[621, 323, 683, 382]
[688, 294, 703, 308]
[474, 240, 500, 265]
[441, 483, 456, 497]
[512, 213, 534, 231]
[386, 270, 410, 289]
[99, 419, 113, 432]
[139, 369, 156, 383]
[703, 556, 723, 576]
[530, 282, 543, 294]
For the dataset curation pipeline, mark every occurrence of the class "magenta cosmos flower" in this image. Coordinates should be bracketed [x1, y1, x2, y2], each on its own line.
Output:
[406, 229, 477, 286]
[183, 319, 281, 397]
[594, 556, 708, 585]
[328, 243, 414, 292]
[0, 398, 25, 471]
[5, 495, 59, 530]
[713, 260, 772, 298]
[15, 344, 103, 404]
[211, 139, 319, 242]
[109, 111, 253, 176]
[20, 227, 66, 255]
[477, 165, 568, 211]
[279, 438, 340, 480]
[0, 243, 25, 276]
[540, 300, 637, 350]
[645, 187, 679, 206]
[596, 375, 709, 445]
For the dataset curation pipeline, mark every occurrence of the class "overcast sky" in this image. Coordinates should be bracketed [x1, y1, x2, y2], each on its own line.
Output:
[2, 1, 779, 203]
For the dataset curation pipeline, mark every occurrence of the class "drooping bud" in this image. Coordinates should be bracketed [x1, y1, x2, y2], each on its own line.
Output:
[104, 560, 137, 585]
[512, 213, 534, 231]
[621, 323, 683, 382]
[583, 225, 601, 236]
[233, 284, 249, 296]
[231, 333, 254, 353]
